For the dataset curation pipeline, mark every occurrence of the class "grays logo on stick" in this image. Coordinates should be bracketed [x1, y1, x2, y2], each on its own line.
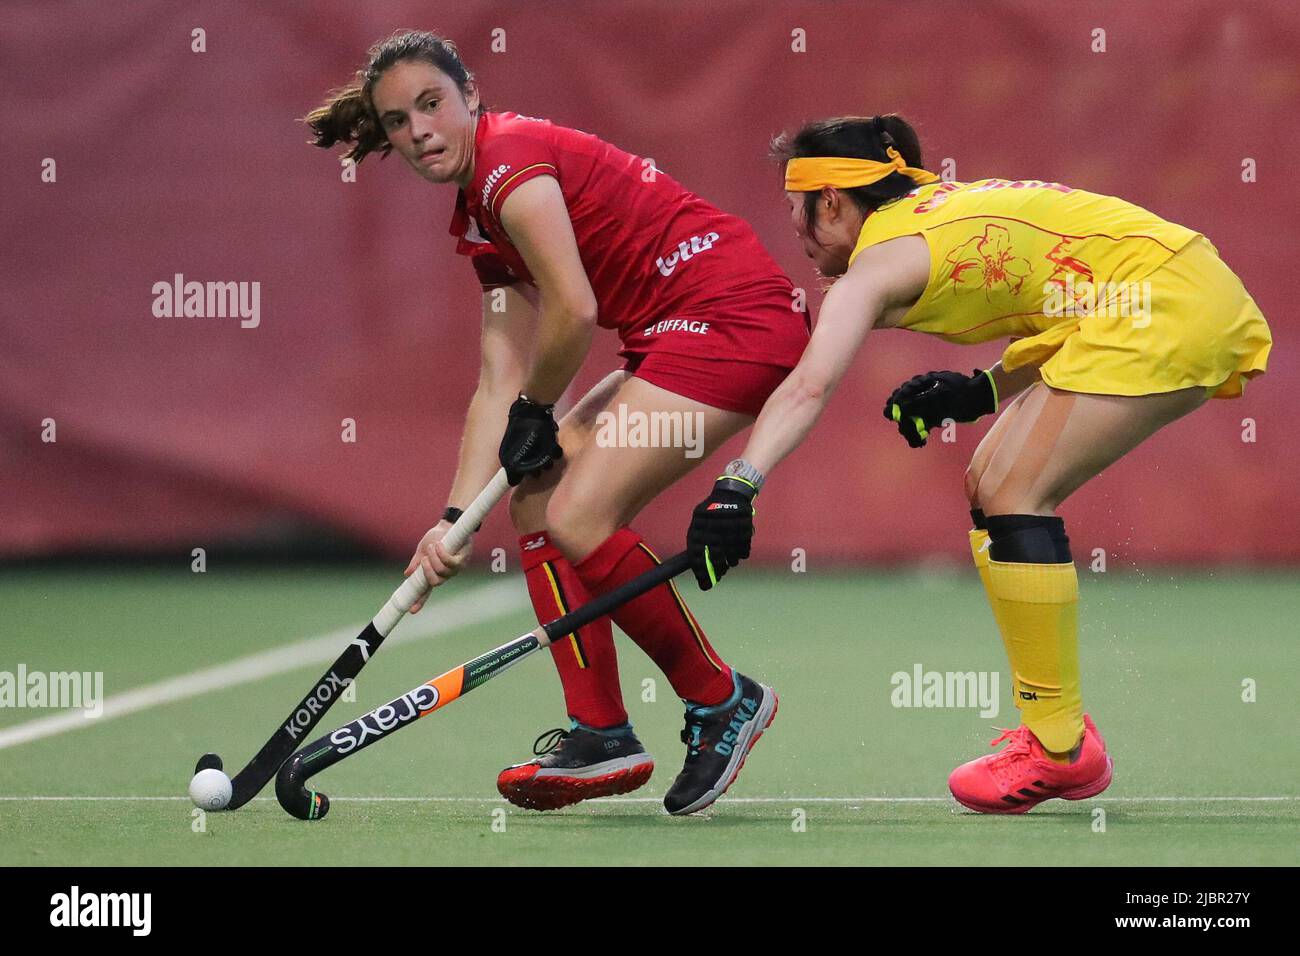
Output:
[329, 684, 440, 755]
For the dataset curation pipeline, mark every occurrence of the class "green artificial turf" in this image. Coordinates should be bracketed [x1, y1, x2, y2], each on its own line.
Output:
[1, 565, 1296, 866]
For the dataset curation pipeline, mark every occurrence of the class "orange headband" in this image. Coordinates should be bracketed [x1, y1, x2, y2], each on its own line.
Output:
[784, 146, 939, 191]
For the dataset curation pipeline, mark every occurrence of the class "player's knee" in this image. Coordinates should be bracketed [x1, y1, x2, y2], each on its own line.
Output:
[545, 489, 617, 560]
[983, 513, 1072, 563]
[977, 464, 1045, 519]
[542, 491, 586, 556]
[964, 462, 983, 509]
[975, 470, 1009, 517]
[508, 485, 546, 532]
[983, 483, 1065, 523]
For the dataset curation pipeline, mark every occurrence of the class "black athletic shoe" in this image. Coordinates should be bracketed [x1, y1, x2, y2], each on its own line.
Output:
[497, 724, 655, 811]
[663, 672, 778, 815]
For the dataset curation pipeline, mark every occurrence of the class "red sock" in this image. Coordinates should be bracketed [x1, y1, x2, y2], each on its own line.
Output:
[518, 532, 627, 728]
[572, 528, 733, 706]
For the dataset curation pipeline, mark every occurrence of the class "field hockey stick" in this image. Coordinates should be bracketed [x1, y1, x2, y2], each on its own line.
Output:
[193, 468, 511, 810]
[276, 550, 693, 820]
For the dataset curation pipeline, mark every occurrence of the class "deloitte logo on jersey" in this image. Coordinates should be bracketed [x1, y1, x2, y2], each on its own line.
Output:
[654, 232, 720, 277]
[481, 163, 511, 206]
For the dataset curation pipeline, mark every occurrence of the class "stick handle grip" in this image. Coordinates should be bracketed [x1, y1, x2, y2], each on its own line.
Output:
[374, 469, 511, 636]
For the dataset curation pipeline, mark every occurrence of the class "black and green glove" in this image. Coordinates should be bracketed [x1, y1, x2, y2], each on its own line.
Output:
[883, 368, 998, 448]
[687, 476, 758, 591]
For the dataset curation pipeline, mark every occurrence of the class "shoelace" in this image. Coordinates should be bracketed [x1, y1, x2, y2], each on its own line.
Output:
[679, 714, 706, 759]
[985, 725, 1037, 789]
[532, 727, 570, 756]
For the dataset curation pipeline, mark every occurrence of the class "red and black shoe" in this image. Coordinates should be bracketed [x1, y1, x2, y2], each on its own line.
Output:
[496, 724, 655, 811]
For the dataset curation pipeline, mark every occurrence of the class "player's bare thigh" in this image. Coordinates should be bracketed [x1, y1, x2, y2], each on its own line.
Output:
[965, 383, 1040, 508]
[544, 375, 754, 561]
[974, 383, 1213, 517]
[509, 369, 629, 532]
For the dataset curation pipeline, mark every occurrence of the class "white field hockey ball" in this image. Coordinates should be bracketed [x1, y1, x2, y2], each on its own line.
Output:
[189, 768, 233, 810]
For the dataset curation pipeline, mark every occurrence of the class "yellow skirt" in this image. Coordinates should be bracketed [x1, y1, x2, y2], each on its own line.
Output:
[1002, 236, 1272, 399]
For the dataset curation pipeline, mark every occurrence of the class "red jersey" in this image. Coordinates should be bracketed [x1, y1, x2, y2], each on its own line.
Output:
[449, 111, 808, 366]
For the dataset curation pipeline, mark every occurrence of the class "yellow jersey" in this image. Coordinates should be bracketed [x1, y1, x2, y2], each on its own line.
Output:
[848, 179, 1270, 398]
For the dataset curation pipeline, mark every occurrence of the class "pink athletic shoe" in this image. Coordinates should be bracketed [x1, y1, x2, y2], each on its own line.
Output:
[948, 713, 1113, 814]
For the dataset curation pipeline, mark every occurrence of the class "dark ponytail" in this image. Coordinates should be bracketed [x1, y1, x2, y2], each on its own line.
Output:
[771, 113, 927, 239]
[304, 30, 477, 164]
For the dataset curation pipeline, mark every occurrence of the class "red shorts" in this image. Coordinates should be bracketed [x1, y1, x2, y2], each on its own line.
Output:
[624, 351, 793, 417]
[618, 283, 809, 416]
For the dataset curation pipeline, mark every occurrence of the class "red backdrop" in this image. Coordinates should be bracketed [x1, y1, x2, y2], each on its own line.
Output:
[3, 0, 1295, 562]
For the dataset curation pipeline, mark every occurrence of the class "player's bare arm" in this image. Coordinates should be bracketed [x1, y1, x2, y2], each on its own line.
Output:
[497, 175, 598, 404]
[406, 283, 537, 605]
[742, 235, 930, 476]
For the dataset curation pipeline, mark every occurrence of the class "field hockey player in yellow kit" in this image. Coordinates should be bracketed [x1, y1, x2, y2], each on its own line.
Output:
[685, 113, 1272, 813]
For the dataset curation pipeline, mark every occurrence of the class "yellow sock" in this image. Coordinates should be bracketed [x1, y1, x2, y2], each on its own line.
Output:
[985, 558, 1085, 757]
[969, 529, 1021, 710]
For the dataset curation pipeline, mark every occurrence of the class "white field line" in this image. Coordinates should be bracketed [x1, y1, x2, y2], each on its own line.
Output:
[0, 578, 529, 752]
[0, 795, 1295, 804]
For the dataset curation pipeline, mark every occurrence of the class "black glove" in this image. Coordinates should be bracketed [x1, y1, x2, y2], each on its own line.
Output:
[882, 369, 997, 448]
[687, 477, 757, 591]
[499, 395, 563, 486]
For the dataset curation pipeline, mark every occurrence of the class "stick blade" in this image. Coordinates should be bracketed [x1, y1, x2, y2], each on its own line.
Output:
[194, 752, 223, 774]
